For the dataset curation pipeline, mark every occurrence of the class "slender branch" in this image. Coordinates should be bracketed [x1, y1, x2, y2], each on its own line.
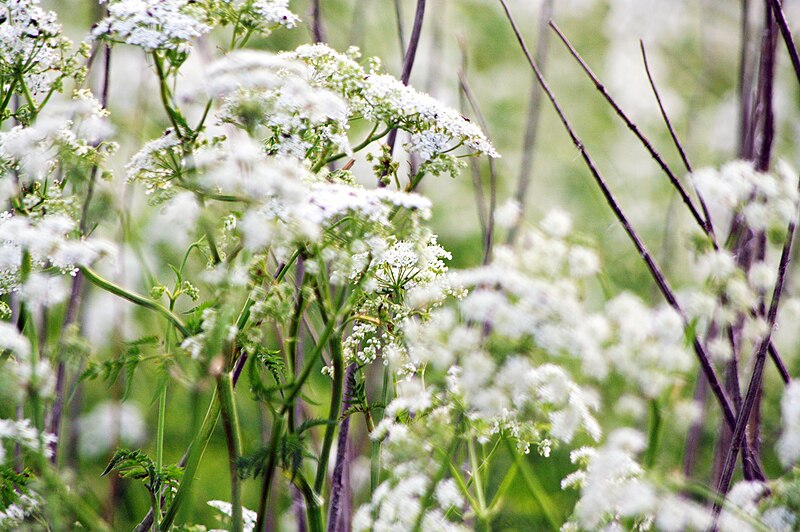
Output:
[386, 0, 427, 158]
[640, 41, 694, 175]
[767, 0, 800, 87]
[79, 266, 190, 338]
[714, 177, 799, 509]
[499, 0, 740, 430]
[549, 21, 711, 237]
[311, 0, 326, 43]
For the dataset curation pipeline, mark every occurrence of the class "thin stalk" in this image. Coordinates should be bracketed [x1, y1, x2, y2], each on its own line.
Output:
[644, 399, 662, 469]
[386, 0, 427, 157]
[311, 0, 326, 43]
[255, 415, 284, 532]
[767, 0, 800, 87]
[504, 438, 560, 529]
[550, 21, 711, 236]
[158, 388, 221, 531]
[328, 363, 357, 532]
[314, 332, 345, 493]
[457, 67, 497, 264]
[79, 266, 190, 338]
[499, 0, 738, 431]
[714, 182, 800, 514]
[217, 370, 244, 532]
[467, 438, 489, 526]
[154, 385, 167, 529]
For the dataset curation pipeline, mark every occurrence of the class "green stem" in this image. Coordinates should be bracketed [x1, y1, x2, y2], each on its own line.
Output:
[313, 330, 344, 493]
[411, 434, 461, 532]
[468, 437, 489, 524]
[79, 266, 190, 337]
[217, 371, 244, 532]
[293, 473, 324, 532]
[324, 125, 393, 165]
[370, 365, 390, 494]
[255, 415, 284, 532]
[154, 385, 167, 529]
[504, 438, 561, 529]
[159, 389, 221, 531]
[644, 398, 662, 469]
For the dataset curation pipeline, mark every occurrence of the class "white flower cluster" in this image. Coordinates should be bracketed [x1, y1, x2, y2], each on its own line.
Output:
[207, 499, 258, 532]
[210, 0, 299, 34]
[287, 44, 499, 159]
[0, 418, 57, 464]
[562, 428, 772, 531]
[0, 0, 74, 96]
[125, 129, 183, 196]
[0, 91, 113, 194]
[355, 394, 467, 532]
[0, 490, 40, 530]
[206, 50, 350, 157]
[0, 212, 112, 297]
[692, 160, 799, 235]
[94, 0, 211, 52]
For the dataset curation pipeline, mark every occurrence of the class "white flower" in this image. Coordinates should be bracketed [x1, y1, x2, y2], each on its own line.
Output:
[777, 380, 800, 467]
[94, 0, 211, 51]
[539, 208, 573, 238]
[78, 401, 146, 458]
[207, 500, 258, 532]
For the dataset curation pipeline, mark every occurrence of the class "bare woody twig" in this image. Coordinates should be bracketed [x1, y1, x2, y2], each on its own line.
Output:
[311, 0, 326, 43]
[767, 0, 800, 87]
[715, 180, 799, 510]
[643, 35, 792, 385]
[386, 0, 427, 158]
[499, 0, 742, 434]
[549, 22, 712, 237]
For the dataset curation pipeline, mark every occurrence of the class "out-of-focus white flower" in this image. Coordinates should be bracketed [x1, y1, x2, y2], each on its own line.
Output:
[778, 380, 800, 467]
[78, 401, 146, 459]
[207, 500, 258, 532]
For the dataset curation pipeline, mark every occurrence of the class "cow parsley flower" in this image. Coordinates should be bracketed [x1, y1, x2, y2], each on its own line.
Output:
[94, 0, 211, 52]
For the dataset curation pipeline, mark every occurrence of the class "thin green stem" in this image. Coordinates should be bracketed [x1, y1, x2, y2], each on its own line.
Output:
[154, 385, 167, 529]
[644, 398, 662, 469]
[313, 330, 344, 493]
[159, 389, 220, 531]
[468, 437, 489, 522]
[79, 266, 190, 337]
[217, 370, 244, 532]
[504, 438, 560, 529]
[255, 415, 284, 532]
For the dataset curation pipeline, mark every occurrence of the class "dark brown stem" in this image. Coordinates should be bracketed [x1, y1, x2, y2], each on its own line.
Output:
[48, 43, 112, 465]
[714, 184, 797, 508]
[327, 364, 356, 532]
[640, 41, 694, 175]
[549, 21, 711, 237]
[500, 0, 740, 431]
[385, 0, 426, 159]
[767, 0, 800, 87]
[311, 0, 325, 43]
